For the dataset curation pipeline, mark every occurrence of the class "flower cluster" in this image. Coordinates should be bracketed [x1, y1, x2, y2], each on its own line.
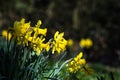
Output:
[2, 18, 67, 55]
[66, 52, 86, 73]
[79, 38, 93, 48]
[12, 18, 48, 55]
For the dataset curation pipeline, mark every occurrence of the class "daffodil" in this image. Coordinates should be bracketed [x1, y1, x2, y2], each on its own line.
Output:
[33, 28, 47, 36]
[79, 38, 86, 48]
[33, 20, 47, 36]
[79, 38, 93, 48]
[13, 18, 31, 46]
[67, 39, 74, 47]
[85, 38, 93, 48]
[2, 30, 12, 40]
[13, 18, 31, 37]
[51, 31, 67, 54]
[66, 52, 86, 73]
[32, 37, 45, 55]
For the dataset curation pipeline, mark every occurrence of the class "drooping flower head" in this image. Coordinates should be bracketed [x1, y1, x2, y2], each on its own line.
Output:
[12, 18, 31, 45]
[33, 20, 47, 36]
[13, 18, 31, 37]
[51, 31, 67, 54]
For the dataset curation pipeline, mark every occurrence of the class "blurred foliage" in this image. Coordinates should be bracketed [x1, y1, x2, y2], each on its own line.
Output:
[0, 0, 120, 69]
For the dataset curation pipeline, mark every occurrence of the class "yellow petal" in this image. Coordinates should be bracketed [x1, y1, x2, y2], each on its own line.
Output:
[54, 31, 59, 39]
[77, 52, 83, 58]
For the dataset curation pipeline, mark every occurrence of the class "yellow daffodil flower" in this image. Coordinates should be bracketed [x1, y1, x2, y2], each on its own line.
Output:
[13, 18, 31, 37]
[66, 52, 86, 73]
[32, 37, 45, 55]
[79, 38, 86, 48]
[2, 30, 12, 40]
[67, 39, 74, 47]
[51, 31, 67, 54]
[33, 20, 47, 36]
[79, 38, 93, 48]
[85, 38, 93, 48]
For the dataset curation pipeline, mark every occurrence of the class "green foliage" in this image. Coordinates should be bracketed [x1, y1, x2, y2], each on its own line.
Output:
[0, 37, 120, 80]
[0, 35, 69, 80]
